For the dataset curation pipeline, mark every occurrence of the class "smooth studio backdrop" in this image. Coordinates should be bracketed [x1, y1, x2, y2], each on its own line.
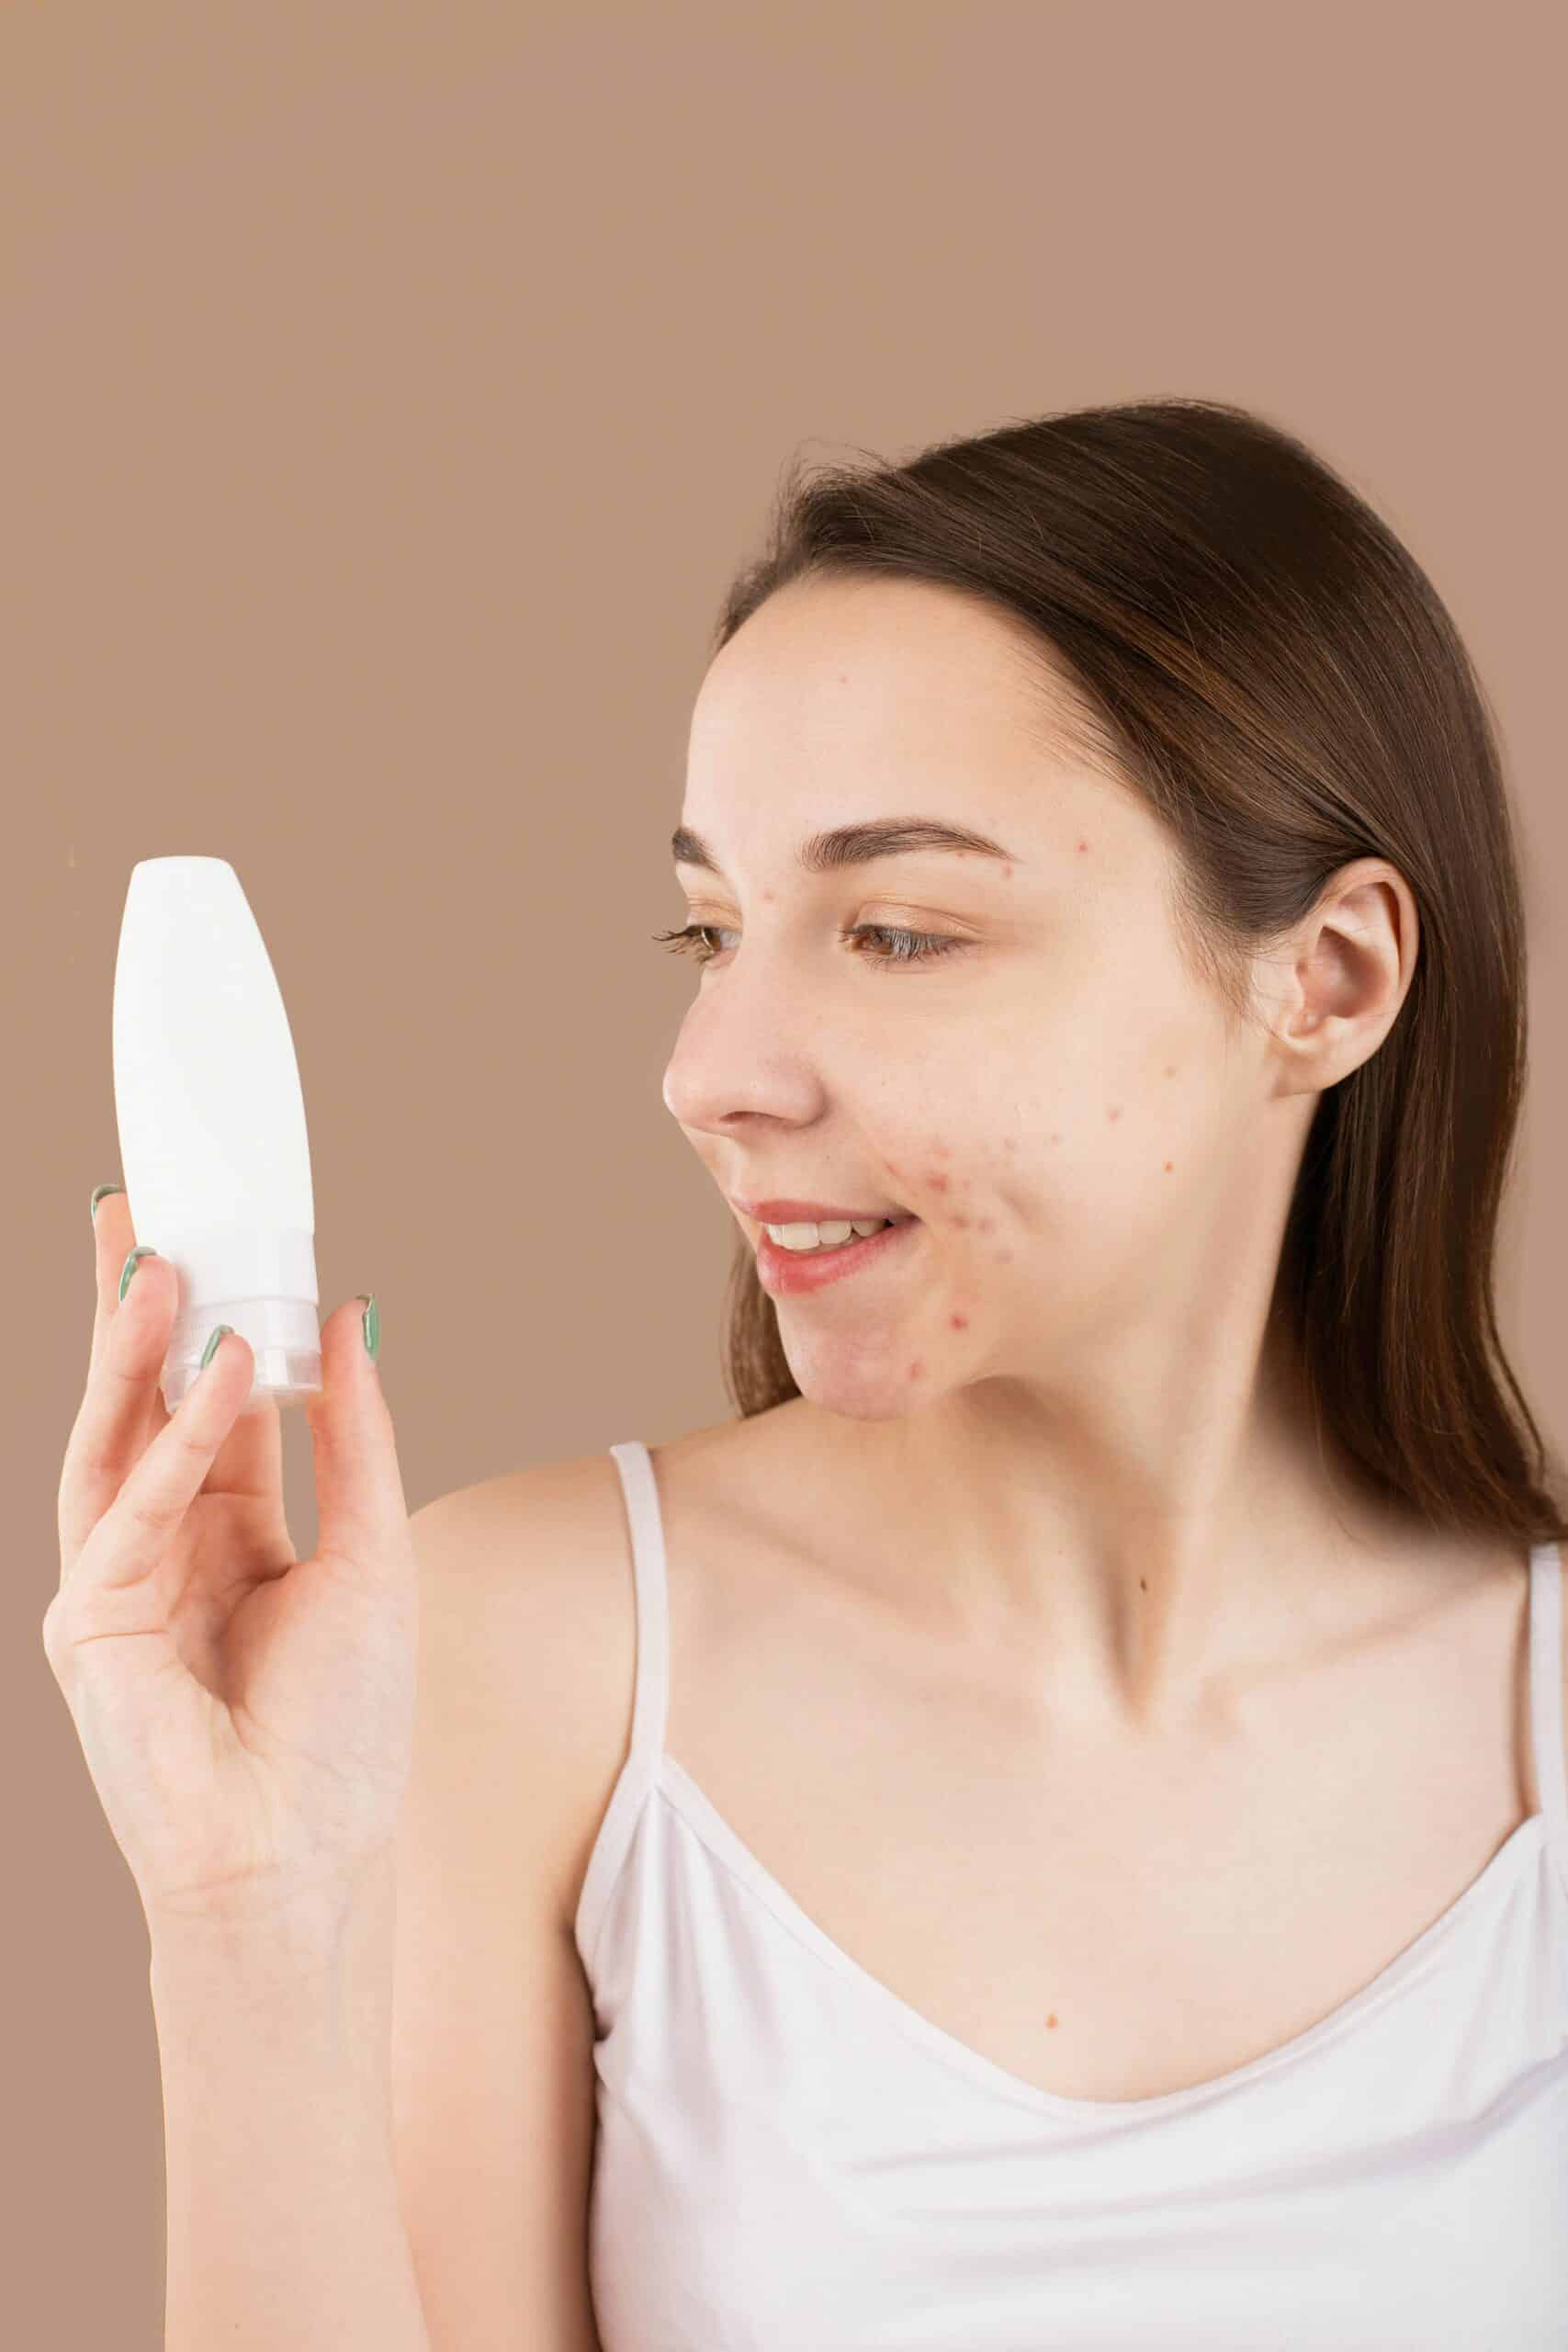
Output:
[6, 5, 1563, 2344]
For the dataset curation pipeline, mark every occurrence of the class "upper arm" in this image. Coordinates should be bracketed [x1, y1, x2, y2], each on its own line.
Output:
[389, 1458, 634, 2352]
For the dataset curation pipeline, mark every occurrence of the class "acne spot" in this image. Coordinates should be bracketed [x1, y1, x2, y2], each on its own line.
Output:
[907, 1359, 924, 1380]
[997, 1250, 1013, 1264]
[886, 1161, 902, 1179]
[935, 1143, 952, 1158]
[1108, 1106, 1122, 1123]
[1077, 839, 1089, 852]
[950, 1312, 969, 1330]
[1002, 864, 1013, 881]
[1046, 2012, 1059, 2028]
[762, 888, 775, 902]
[952, 1212, 971, 1229]
[1048, 1132, 1061, 1145]
[1163, 1160, 1174, 1173]
[1004, 1137, 1018, 1152]
[927, 1171, 951, 1193]
[1163, 1065, 1176, 1079]
[977, 1217, 993, 1234]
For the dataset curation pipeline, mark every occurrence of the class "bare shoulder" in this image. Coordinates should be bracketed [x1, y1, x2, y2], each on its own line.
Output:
[409, 1452, 643, 1928]
[389, 1457, 643, 2349]
[1477, 1525, 1568, 1810]
[405, 1420, 809, 1904]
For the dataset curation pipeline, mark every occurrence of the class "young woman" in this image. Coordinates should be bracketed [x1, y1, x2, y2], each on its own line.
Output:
[50, 399, 1568, 2349]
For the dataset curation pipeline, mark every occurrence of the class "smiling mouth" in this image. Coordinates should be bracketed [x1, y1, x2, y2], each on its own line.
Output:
[758, 1211, 916, 1226]
[753, 1211, 923, 1285]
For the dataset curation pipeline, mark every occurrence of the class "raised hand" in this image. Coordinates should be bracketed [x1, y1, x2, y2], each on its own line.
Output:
[45, 1189, 420, 1936]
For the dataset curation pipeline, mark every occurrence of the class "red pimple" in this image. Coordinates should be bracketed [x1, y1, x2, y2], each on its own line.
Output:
[927, 1172, 951, 1193]
[952, 1212, 970, 1229]
[935, 1142, 952, 1158]
[1004, 1137, 1017, 1151]
[907, 1359, 924, 1380]
[1163, 1160, 1174, 1172]
[1108, 1106, 1122, 1122]
[950, 1312, 968, 1330]
[1046, 2012, 1059, 2028]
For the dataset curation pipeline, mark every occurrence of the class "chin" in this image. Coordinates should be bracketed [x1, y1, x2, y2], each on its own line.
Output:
[781, 1349, 940, 1425]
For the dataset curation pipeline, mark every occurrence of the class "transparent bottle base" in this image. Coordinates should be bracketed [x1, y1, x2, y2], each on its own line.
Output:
[161, 1351, 323, 1414]
[160, 1299, 323, 1414]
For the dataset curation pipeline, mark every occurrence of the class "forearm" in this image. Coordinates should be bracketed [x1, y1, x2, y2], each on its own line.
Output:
[148, 1856, 432, 2352]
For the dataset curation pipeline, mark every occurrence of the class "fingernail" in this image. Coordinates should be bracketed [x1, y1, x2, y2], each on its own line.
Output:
[200, 1324, 232, 1371]
[356, 1293, 379, 1362]
[118, 1244, 158, 1302]
[91, 1183, 124, 1225]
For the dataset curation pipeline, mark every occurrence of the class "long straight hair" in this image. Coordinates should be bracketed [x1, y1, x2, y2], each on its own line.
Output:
[697, 398, 1567, 1553]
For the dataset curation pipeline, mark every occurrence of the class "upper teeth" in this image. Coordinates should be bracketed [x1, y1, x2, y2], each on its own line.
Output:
[766, 1217, 893, 1249]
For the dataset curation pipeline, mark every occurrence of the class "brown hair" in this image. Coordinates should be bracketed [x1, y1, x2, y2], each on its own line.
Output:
[702, 397, 1568, 1553]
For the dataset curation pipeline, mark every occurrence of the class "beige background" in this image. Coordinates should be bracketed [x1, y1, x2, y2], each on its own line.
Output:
[6, 4, 1564, 2341]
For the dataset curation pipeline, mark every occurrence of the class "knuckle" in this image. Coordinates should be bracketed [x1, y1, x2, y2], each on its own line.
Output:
[123, 1481, 176, 1545]
[169, 1417, 216, 1474]
[117, 1413, 210, 1545]
[39, 1598, 73, 1672]
[101, 1343, 153, 1404]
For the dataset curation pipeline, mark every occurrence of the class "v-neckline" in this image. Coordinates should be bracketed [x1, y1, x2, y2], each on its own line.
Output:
[653, 1751, 1552, 2124]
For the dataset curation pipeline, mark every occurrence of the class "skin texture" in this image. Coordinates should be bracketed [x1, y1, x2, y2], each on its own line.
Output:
[660, 571, 1430, 1735]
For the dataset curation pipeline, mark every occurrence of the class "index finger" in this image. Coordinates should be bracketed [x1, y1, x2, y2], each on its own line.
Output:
[78, 1182, 288, 1514]
[86, 1186, 164, 1410]
[87, 1182, 123, 1380]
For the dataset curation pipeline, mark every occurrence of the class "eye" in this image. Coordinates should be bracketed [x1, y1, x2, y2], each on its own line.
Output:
[650, 923, 970, 972]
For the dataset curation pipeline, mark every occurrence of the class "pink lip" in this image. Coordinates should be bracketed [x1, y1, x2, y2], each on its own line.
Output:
[754, 1212, 919, 1297]
[735, 1197, 916, 1225]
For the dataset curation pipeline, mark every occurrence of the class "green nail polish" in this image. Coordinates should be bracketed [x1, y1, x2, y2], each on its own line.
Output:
[357, 1293, 379, 1362]
[91, 1183, 124, 1225]
[200, 1325, 231, 1371]
[118, 1244, 158, 1302]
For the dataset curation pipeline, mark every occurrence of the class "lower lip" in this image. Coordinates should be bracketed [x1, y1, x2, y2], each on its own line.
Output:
[754, 1216, 920, 1296]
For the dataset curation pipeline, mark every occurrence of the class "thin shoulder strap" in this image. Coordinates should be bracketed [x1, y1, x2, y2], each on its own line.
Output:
[572, 1442, 673, 1976]
[606, 1439, 671, 1770]
[1529, 1541, 1568, 1857]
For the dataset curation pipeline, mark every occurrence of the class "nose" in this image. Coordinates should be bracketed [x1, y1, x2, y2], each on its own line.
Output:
[660, 950, 830, 1138]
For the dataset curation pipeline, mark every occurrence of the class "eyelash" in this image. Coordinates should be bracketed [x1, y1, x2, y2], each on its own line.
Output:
[651, 922, 969, 973]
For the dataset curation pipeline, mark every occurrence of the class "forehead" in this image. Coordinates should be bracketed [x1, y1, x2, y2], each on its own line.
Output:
[682, 573, 1156, 881]
[689, 574, 1057, 775]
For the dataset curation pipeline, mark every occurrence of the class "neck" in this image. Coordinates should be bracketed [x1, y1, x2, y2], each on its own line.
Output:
[812, 1324, 1434, 1733]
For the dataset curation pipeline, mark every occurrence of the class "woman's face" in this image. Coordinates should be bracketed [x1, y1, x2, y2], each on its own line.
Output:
[660, 572, 1304, 1424]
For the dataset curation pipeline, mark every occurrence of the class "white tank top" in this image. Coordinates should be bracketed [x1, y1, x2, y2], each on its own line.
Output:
[574, 1439, 1568, 2349]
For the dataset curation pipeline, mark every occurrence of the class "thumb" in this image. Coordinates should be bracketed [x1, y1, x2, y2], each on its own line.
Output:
[302, 1293, 412, 1571]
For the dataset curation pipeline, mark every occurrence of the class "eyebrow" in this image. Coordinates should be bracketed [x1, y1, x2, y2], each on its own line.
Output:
[670, 817, 1021, 877]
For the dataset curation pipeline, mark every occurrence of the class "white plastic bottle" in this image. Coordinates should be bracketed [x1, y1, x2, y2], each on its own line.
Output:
[112, 856, 323, 1414]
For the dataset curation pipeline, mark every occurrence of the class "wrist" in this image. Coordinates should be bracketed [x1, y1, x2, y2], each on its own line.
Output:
[145, 1849, 397, 1965]
[147, 1851, 398, 2049]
